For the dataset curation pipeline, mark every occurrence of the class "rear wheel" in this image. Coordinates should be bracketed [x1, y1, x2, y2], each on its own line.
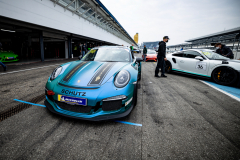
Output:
[165, 61, 172, 73]
[212, 67, 238, 85]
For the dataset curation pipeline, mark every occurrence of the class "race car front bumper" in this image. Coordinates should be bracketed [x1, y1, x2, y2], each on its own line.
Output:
[44, 99, 134, 121]
[44, 82, 137, 121]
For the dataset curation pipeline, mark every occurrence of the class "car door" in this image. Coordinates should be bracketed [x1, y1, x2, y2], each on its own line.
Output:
[170, 52, 184, 70]
[180, 51, 209, 76]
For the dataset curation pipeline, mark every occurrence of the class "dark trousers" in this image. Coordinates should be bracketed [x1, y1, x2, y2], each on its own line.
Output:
[0, 61, 6, 69]
[155, 56, 165, 76]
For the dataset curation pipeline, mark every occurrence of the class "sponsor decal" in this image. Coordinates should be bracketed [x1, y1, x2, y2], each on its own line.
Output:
[62, 62, 89, 82]
[58, 94, 87, 106]
[125, 97, 133, 106]
[88, 62, 116, 85]
[61, 89, 86, 96]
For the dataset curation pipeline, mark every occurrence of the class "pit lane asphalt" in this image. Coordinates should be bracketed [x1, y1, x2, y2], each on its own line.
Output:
[0, 55, 240, 159]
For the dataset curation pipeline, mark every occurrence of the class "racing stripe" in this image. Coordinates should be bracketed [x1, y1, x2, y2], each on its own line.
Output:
[62, 61, 89, 82]
[88, 62, 116, 85]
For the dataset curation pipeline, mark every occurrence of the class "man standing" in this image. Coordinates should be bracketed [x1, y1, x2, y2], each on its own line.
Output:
[215, 43, 234, 59]
[143, 45, 147, 62]
[155, 36, 169, 78]
[130, 44, 134, 51]
[0, 42, 7, 71]
[82, 43, 87, 57]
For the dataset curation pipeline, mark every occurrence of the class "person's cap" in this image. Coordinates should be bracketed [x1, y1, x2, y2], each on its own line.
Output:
[163, 36, 170, 40]
[214, 43, 221, 47]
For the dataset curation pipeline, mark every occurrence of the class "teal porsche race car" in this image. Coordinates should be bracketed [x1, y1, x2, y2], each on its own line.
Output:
[0, 50, 19, 62]
[44, 46, 142, 121]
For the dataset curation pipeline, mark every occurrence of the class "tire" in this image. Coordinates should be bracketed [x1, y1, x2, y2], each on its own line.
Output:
[133, 82, 138, 107]
[138, 72, 141, 81]
[137, 62, 141, 81]
[165, 61, 172, 73]
[212, 67, 238, 85]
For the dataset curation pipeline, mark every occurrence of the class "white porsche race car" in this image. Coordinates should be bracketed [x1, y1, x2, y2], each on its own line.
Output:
[165, 49, 240, 86]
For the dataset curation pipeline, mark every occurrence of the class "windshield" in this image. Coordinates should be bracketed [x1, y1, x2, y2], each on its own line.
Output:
[200, 50, 229, 60]
[81, 48, 131, 62]
[147, 50, 156, 54]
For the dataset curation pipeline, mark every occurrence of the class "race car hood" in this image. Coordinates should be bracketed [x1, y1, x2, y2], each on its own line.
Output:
[58, 61, 129, 88]
[226, 59, 240, 64]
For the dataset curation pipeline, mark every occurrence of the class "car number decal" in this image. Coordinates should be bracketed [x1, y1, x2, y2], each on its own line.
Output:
[88, 62, 116, 85]
[62, 61, 89, 82]
[196, 61, 207, 70]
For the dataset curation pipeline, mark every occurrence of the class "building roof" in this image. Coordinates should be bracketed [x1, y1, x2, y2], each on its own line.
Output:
[94, 0, 136, 45]
[185, 27, 240, 42]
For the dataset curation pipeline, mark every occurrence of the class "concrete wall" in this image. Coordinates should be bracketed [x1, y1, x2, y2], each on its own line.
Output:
[0, 0, 132, 46]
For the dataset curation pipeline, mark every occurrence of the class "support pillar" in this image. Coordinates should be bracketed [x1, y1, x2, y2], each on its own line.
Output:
[236, 38, 240, 59]
[39, 31, 44, 62]
[68, 36, 72, 59]
[65, 41, 68, 59]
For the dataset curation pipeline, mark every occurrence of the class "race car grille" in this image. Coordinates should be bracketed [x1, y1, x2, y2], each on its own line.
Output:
[102, 100, 122, 111]
[55, 101, 92, 113]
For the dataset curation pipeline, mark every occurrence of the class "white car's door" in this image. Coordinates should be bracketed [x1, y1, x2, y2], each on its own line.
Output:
[170, 52, 184, 70]
[180, 51, 209, 76]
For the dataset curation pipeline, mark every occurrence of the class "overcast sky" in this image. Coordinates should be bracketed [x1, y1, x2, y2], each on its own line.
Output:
[100, 0, 240, 46]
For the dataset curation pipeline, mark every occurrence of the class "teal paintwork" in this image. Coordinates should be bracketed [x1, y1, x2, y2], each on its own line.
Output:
[172, 68, 211, 77]
[45, 49, 141, 120]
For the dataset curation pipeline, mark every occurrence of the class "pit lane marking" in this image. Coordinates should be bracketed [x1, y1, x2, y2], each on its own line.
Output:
[199, 80, 240, 102]
[114, 120, 142, 126]
[14, 99, 46, 107]
[0, 64, 62, 75]
[13, 99, 143, 126]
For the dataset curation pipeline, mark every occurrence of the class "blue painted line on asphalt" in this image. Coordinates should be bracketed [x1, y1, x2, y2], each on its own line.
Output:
[14, 99, 142, 126]
[114, 120, 142, 126]
[14, 99, 46, 107]
[203, 81, 240, 99]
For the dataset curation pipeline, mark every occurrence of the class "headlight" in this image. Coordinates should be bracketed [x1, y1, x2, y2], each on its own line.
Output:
[50, 66, 62, 80]
[114, 70, 130, 88]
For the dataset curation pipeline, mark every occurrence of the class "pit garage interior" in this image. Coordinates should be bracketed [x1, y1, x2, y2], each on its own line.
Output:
[0, 17, 116, 63]
[0, 0, 137, 64]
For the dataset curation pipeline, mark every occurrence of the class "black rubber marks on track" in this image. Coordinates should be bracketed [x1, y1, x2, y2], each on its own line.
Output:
[0, 94, 45, 122]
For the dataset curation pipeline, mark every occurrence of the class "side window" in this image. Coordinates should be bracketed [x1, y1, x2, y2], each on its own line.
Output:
[183, 51, 201, 58]
[172, 52, 183, 57]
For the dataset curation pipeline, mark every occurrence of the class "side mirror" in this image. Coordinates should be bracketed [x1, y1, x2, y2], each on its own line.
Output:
[78, 56, 82, 60]
[195, 56, 203, 61]
[136, 57, 143, 62]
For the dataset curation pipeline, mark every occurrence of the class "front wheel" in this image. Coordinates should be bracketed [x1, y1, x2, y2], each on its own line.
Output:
[212, 67, 238, 85]
[165, 61, 172, 73]
[133, 82, 138, 107]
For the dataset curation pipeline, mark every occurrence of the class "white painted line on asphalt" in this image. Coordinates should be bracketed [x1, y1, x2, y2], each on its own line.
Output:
[0, 64, 62, 75]
[199, 80, 240, 103]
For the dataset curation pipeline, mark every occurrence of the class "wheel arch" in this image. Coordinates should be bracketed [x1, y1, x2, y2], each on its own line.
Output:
[211, 66, 238, 78]
[211, 66, 239, 85]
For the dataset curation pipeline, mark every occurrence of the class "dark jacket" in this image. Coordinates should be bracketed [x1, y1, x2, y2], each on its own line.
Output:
[82, 45, 87, 52]
[216, 45, 234, 58]
[157, 41, 166, 58]
[143, 47, 147, 54]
